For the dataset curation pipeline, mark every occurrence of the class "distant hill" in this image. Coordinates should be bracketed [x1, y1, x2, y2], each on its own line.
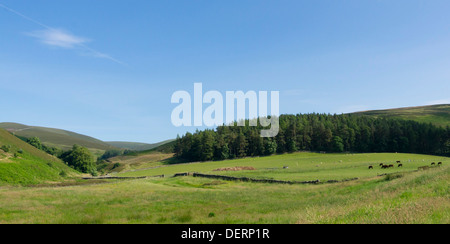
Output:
[351, 104, 450, 128]
[106, 139, 174, 151]
[0, 128, 78, 185]
[139, 139, 177, 154]
[0, 122, 118, 157]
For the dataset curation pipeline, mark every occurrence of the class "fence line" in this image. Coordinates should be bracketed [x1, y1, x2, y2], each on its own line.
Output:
[82, 175, 164, 180]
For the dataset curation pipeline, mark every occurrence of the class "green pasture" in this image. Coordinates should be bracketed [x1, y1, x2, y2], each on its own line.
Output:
[117, 152, 449, 182]
[1, 151, 448, 224]
[0, 163, 448, 224]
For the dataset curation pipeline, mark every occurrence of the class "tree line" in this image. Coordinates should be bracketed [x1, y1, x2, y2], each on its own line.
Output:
[174, 113, 450, 162]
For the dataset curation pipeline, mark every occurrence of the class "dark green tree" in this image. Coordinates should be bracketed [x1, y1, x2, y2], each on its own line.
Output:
[100, 149, 122, 160]
[62, 145, 96, 175]
[331, 136, 344, 152]
[27, 137, 42, 150]
[201, 130, 215, 161]
[264, 138, 277, 155]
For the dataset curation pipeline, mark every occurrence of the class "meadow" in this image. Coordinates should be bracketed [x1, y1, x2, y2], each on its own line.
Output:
[0, 152, 448, 224]
[116, 152, 448, 182]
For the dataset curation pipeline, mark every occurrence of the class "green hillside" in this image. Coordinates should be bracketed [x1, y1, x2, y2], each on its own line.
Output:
[0, 128, 78, 185]
[98, 140, 176, 174]
[0, 122, 118, 157]
[106, 139, 174, 151]
[352, 104, 450, 128]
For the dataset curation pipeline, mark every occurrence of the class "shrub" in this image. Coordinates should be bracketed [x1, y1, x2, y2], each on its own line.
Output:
[60, 144, 96, 173]
[90, 169, 98, 177]
[1, 145, 11, 153]
[112, 163, 121, 170]
[27, 137, 42, 150]
[384, 173, 404, 181]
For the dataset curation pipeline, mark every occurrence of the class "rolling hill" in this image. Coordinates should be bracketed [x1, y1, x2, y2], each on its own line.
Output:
[0, 122, 118, 157]
[0, 128, 78, 185]
[105, 139, 174, 151]
[99, 140, 177, 174]
[351, 104, 450, 127]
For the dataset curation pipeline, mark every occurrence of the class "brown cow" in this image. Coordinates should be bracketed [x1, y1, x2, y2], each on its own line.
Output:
[388, 164, 394, 168]
[381, 165, 389, 169]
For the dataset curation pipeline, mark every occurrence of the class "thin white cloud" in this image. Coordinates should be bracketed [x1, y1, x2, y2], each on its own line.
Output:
[27, 29, 89, 49]
[78, 45, 127, 65]
[1, 3, 125, 65]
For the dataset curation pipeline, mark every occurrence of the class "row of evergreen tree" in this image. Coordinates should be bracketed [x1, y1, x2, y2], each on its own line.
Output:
[174, 114, 450, 162]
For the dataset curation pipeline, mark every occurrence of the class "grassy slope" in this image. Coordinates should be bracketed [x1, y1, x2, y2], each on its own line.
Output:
[105, 139, 174, 151]
[352, 104, 450, 127]
[0, 128, 78, 185]
[102, 152, 173, 173]
[98, 139, 176, 174]
[139, 139, 177, 154]
[0, 122, 118, 157]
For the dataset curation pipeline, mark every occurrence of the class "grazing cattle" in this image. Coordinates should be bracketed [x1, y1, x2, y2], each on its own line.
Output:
[396, 161, 401, 164]
[431, 162, 436, 166]
[438, 162, 442, 166]
[388, 164, 394, 168]
[398, 164, 403, 167]
[381, 165, 389, 169]
[368, 166, 373, 169]
[379, 163, 384, 166]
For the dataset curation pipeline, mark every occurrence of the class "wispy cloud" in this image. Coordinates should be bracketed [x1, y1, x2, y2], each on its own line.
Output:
[0, 3, 125, 65]
[27, 29, 89, 48]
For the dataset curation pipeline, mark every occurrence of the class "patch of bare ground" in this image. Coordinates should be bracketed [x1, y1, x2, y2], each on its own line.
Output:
[213, 166, 256, 171]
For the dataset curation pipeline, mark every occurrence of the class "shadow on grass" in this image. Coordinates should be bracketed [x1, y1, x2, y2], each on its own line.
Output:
[160, 157, 188, 165]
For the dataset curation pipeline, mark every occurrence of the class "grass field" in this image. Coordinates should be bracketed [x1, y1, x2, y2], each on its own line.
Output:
[116, 152, 449, 182]
[0, 152, 448, 224]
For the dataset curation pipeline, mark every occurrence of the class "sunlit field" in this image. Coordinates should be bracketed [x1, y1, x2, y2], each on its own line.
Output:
[1, 152, 448, 224]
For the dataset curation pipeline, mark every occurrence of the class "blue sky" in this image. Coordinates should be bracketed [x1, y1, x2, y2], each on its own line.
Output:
[1, 0, 450, 143]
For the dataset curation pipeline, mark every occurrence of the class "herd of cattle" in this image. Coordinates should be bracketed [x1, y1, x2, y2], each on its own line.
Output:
[368, 161, 442, 170]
